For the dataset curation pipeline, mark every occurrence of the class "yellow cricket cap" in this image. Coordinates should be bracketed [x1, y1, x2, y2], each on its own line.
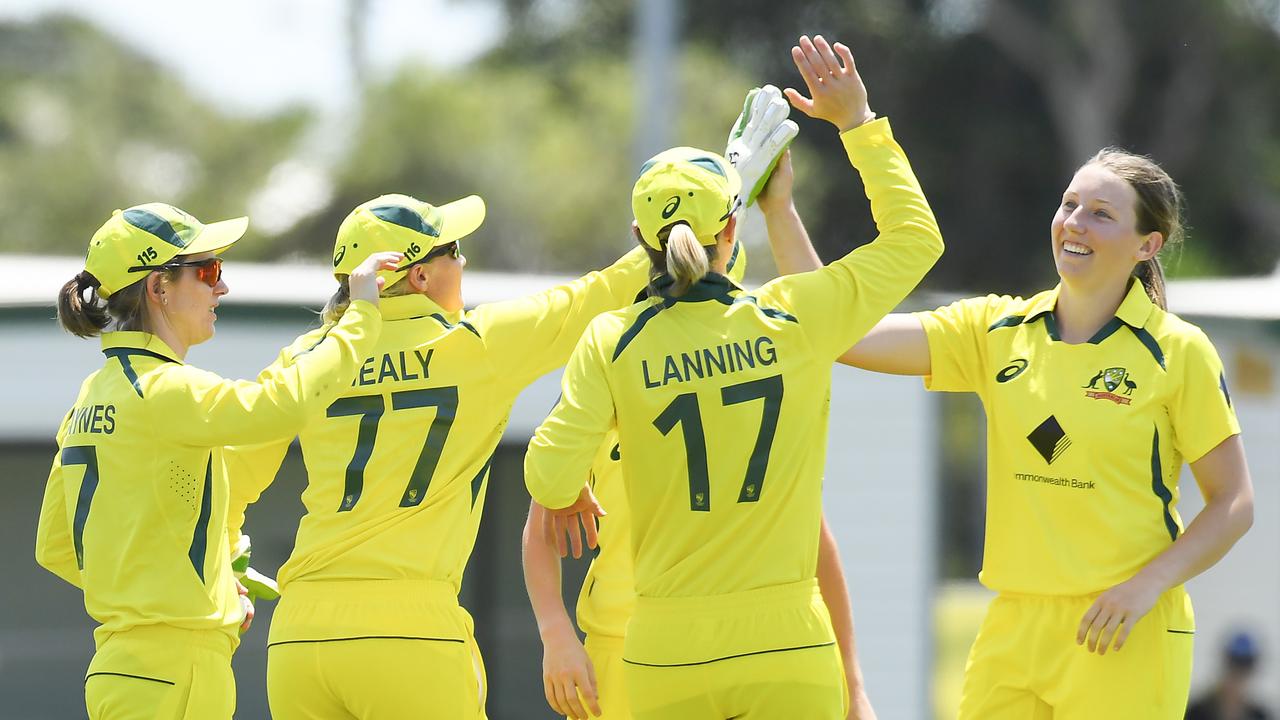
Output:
[332, 194, 486, 284]
[85, 203, 247, 297]
[631, 147, 741, 250]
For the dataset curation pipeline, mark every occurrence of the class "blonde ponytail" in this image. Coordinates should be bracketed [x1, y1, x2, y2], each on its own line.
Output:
[665, 223, 710, 296]
[321, 277, 351, 325]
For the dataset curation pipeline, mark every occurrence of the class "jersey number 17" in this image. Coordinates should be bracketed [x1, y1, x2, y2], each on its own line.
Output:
[653, 374, 783, 512]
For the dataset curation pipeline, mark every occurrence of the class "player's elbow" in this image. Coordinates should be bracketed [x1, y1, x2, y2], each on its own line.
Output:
[35, 547, 80, 588]
[1233, 490, 1255, 539]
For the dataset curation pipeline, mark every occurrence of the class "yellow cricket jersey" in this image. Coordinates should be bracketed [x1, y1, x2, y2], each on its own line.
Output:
[34, 302, 382, 646]
[226, 250, 648, 644]
[575, 430, 634, 640]
[918, 280, 1240, 596]
[525, 118, 942, 663]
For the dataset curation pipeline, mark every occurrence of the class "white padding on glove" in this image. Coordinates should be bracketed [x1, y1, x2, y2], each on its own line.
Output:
[725, 84, 799, 208]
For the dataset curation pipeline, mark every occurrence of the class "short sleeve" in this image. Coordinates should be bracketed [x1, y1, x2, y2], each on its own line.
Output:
[1169, 329, 1240, 463]
[916, 295, 1004, 393]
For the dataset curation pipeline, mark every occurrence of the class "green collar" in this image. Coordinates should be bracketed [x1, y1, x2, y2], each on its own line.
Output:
[651, 273, 739, 303]
[378, 294, 463, 323]
[100, 332, 184, 363]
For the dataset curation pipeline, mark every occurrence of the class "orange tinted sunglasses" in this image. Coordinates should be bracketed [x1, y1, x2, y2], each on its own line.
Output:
[130, 257, 223, 287]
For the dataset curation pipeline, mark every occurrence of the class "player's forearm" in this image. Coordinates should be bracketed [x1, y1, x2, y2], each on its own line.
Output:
[761, 201, 823, 276]
[816, 516, 869, 699]
[836, 313, 931, 376]
[35, 468, 83, 588]
[1137, 476, 1253, 592]
[522, 502, 578, 642]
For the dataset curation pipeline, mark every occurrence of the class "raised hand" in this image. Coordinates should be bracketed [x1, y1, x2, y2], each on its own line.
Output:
[725, 84, 800, 208]
[348, 251, 404, 305]
[755, 148, 795, 215]
[784, 35, 875, 132]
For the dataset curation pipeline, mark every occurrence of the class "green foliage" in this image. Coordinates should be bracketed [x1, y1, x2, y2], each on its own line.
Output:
[274, 45, 755, 273]
[0, 15, 308, 257]
[4, 3, 1279, 290]
[475, 0, 1280, 289]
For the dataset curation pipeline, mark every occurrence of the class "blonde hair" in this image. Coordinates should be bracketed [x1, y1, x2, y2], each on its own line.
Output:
[666, 223, 710, 296]
[640, 222, 717, 297]
[321, 272, 417, 324]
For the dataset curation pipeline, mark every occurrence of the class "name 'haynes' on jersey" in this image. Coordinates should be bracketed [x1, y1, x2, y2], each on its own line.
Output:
[641, 336, 777, 388]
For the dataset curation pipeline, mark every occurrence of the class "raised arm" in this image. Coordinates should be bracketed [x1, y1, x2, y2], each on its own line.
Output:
[756, 145, 933, 377]
[150, 253, 398, 448]
[469, 247, 648, 391]
[755, 36, 942, 360]
[522, 501, 601, 719]
[756, 151, 823, 276]
[525, 317, 618, 511]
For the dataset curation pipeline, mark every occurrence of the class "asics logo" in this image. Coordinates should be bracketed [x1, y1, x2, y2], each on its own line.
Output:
[333, 246, 346, 266]
[996, 358, 1029, 383]
[662, 196, 681, 219]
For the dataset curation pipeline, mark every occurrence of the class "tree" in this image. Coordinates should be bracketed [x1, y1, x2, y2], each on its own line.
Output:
[0, 15, 308, 256]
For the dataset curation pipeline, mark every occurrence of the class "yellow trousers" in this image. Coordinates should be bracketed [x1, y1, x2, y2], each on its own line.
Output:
[622, 580, 846, 719]
[268, 635, 486, 719]
[84, 624, 237, 720]
[959, 586, 1195, 720]
[266, 578, 486, 720]
[625, 642, 846, 719]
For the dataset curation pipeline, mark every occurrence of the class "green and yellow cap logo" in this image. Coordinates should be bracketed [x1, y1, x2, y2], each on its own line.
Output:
[631, 147, 741, 251]
[85, 203, 248, 297]
[332, 193, 486, 284]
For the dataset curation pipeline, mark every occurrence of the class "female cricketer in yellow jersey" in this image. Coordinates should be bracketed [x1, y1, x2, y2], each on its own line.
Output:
[525, 36, 943, 719]
[523, 442, 873, 720]
[35, 203, 393, 720]
[770, 96, 1255, 719]
[522, 84, 875, 720]
[221, 193, 650, 719]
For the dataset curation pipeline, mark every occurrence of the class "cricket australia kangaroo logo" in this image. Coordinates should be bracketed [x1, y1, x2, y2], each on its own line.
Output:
[1083, 367, 1136, 405]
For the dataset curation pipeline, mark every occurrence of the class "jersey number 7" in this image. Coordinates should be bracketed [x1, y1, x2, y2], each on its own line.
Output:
[653, 374, 783, 512]
[61, 445, 101, 570]
[327, 387, 459, 512]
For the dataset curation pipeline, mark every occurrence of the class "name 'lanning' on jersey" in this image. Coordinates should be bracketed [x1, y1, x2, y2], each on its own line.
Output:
[527, 119, 944, 665]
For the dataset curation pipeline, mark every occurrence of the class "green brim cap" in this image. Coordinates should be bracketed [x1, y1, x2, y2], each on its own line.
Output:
[333, 193, 486, 284]
[85, 203, 247, 296]
[632, 147, 741, 250]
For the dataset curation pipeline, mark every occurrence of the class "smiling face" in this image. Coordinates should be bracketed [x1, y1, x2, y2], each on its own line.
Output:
[1051, 163, 1162, 294]
[158, 251, 228, 348]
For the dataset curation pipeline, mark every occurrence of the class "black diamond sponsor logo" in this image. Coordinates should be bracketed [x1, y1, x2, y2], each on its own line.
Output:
[1027, 415, 1072, 464]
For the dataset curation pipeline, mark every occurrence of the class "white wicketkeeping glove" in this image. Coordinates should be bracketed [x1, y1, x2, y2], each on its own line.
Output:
[725, 84, 799, 208]
[231, 534, 280, 602]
